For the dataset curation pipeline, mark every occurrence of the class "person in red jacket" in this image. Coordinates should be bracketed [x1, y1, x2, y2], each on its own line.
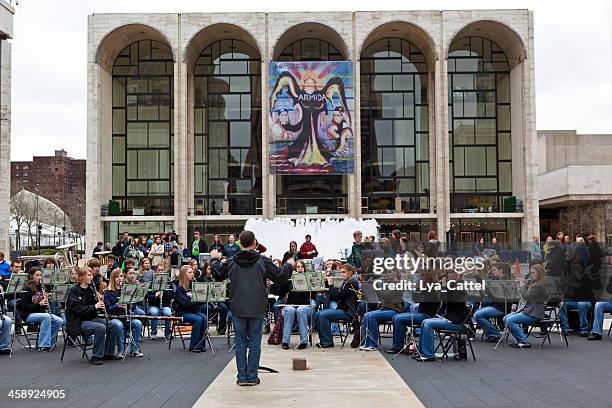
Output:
[299, 235, 318, 259]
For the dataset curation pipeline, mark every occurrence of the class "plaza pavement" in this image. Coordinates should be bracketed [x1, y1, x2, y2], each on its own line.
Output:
[2, 325, 612, 408]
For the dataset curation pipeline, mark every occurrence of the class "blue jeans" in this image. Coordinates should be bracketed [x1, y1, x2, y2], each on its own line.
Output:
[80, 318, 119, 358]
[282, 304, 314, 345]
[115, 318, 142, 353]
[361, 309, 398, 348]
[503, 312, 539, 344]
[418, 318, 462, 358]
[233, 316, 264, 383]
[273, 297, 284, 321]
[391, 312, 430, 350]
[314, 309, 350, 346]
[592, 301, 612, 335]
[147, 306, 172, 338]
[559, 301, 592, 334]
[25, 313, 64, 348]
[0, 316, 12, 349]
[474, 306, 505, 339]
[182, 312, 208, 350]
[328, 301, 341, 336]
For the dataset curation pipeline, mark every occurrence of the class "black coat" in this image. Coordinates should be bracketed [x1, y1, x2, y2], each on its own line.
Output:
[211, 250, 292, 318]
[173, 284, 202, 316]
[19, 284, 47, 322]
[328, 279, 359, 319]
[65, 284, 99, 336]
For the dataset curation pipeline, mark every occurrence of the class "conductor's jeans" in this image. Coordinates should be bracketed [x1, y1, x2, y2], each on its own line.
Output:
[0, 316, 12, 350]
[81, 319, 119, 358]
[233, 316, 264, 383]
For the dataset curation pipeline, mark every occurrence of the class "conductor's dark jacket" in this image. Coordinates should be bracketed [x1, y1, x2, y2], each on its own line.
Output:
[211, 249, 292, 318]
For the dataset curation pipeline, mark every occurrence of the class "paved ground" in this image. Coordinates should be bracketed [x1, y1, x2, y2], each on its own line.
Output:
[195, 337, 423, 408]
[380, 332, 612, 408]
[0, 334, 234, 408]
[2, 325, 612, 407]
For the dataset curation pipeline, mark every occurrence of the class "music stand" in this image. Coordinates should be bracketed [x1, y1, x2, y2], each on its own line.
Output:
[51, 284, 71, 303]
[191, 282, 216, 355]
[7, 273, 27, 358]
[41, 268, 55, 285]
[358, 281, 381, 351]
[118, 282, 147, 363]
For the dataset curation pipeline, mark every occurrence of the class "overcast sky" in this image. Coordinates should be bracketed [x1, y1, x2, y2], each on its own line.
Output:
[9, 0, 612, 160]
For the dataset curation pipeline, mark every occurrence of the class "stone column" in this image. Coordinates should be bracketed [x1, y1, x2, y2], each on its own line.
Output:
[174, 60, 188, 242]
[263, 14, 273, 219]
[0, 40, 11, 254]
[85, 59, 103, 256]
[435, 55, 450, 242]
[522, 11, 539, 241]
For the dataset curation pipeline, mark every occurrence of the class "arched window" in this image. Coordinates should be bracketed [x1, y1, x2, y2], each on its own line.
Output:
[193, 39, 262, 215]
[111, 40, 174, 216]
[275, 38, 348, 215]
[360, 37, 429, 214]
[448, 36, 511, 213]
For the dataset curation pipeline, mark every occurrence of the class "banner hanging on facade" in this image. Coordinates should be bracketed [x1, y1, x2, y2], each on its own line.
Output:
[268, 61, 354, 175]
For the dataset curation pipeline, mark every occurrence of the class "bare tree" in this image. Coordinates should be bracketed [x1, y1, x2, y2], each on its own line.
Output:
[10, 190, 29, 250]
[559, 202, 606, 238]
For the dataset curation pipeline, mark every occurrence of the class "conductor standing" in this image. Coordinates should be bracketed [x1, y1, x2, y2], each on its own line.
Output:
[210, 230, 293, 386]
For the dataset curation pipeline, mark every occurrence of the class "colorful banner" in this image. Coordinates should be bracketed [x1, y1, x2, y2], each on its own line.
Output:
[268, 61, 354, 175]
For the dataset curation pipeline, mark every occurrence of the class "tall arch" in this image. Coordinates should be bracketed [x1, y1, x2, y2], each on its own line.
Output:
[110, 39, 175, 216]
[96, 24, 175, 71]
[447, 20, 526, 69]
[185, 25, 262, 216]
[272, 22, 349, 61]
[272, 25, 350, 215]
[360, 34, 431, 215]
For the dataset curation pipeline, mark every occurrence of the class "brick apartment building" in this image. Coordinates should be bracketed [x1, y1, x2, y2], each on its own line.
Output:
[11, 149, 86, 226]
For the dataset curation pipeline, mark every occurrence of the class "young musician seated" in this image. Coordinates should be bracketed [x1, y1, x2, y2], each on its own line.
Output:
[559, 262, 594, 336]
[473, 263, 508, 342]
[138, 258, 154, 283]
[66, 267, 121, 365]
[416, 276, 470, 362]
[87, 258, 105, 291]
[386, 271, 442, 354]
[313, 264, 359, 348]
[359, 268, 403, 351]
[197, 262, 229, 335]
[146, 263, 173, 340]
[20, 268, 65, 351]
[502, 264, 548, 348]
[123, 268, 146, 316]
[173, 265, 208, 352]
[280, 260, 316, 349]
[0, 288, 12, 355]
[104, 269, 144, 357]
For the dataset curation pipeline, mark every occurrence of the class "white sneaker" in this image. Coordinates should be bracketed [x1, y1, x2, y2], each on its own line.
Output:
[358, 346, 377, 351]
[130, 351, 144, 357]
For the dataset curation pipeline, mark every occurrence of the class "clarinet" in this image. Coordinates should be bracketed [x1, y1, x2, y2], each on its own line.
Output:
[91, 284, 109, 323]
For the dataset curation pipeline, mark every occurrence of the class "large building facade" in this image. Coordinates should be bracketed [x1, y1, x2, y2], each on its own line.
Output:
[0, 0, 13, 255]
[538, 130, 612, 244]
[11, 149, 86, 236]
[86, 10, 538, 253]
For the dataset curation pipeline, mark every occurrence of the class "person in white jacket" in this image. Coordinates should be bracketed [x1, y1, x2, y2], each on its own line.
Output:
[150, 236, 165, 267]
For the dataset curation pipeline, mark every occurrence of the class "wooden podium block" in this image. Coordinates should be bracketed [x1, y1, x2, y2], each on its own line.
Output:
[292, 358, 307, 370]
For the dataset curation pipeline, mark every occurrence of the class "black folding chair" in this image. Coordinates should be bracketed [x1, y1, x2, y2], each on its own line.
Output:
[60, 331, 93, 363]
[527, 306, 569, 348]
[13, 303, 40, 351]
[168, 301, 190, 350]
[433, 306, 477, 361]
